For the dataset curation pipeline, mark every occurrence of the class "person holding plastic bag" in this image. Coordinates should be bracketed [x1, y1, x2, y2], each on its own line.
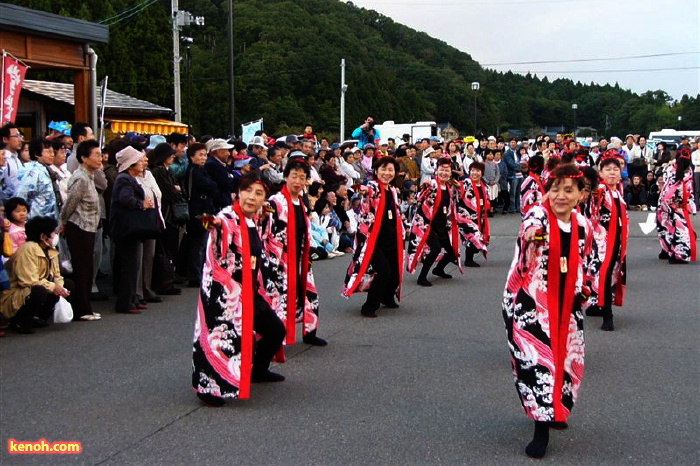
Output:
[0, 216, 74, 334]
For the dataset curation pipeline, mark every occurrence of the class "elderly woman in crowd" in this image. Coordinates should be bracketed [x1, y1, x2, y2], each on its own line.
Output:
[182, 142, 218, 287]
[135, 150, 164, 304]
[60, 139, 103, 321]
[16, 138, 58, 219]
[0, 216, 74, 333]
[110, 146, 154, 314]
[149, 142, 184, 295]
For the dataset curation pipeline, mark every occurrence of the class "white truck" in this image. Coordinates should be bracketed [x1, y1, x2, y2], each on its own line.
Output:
[373, 120, 441, 145]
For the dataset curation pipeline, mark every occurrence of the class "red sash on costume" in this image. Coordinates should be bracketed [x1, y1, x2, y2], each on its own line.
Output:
[410, 180, 444, 273]
[280, 185, 312, 343]
[682, 185, 698, 261]
[544, 201, 580, 422]
[598, 187, 619, 308]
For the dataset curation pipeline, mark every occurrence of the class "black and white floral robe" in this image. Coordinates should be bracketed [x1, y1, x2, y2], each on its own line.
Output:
[502, 202, 592, 422]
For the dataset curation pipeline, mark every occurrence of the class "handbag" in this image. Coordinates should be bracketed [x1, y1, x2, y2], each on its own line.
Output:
[169, 168, 192, 223]
[171, 200, 190, 223]
[112, 205, 160, 240]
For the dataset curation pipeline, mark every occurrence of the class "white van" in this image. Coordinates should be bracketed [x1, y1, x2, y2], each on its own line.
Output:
[373, 121, 441, 145]
[648, 129, 700, 149]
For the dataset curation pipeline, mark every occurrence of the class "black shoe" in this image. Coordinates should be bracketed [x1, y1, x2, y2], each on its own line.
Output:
[432, 269, 452, 279]
[188, 280, 200, 288]
[197, 392, 226, 407]
[302, 334, 328, 346]
[31, 317, 50, 328]
[138, 299, 147, 305]
[669, 257, 688, 264]
[658, 251, 670, 260]
[146, 296, 164, 303]
[601, 315, 615, 331]
[585, 306, 604, 317]
[463, 260, 481, 268]
[501, 210, 509, 215]
[360, 307, 378, 318]
[417, 276, 433, 287]
[11, 323, 35, 334]
[173, 275, 188, 285]
[90, 291, 109, 301]
[548, 421, 568, 430]
[160, 287, 182, 295]
[488, 211, 495, 218]
[381, 300, 400, 308]
[96, 271, 109, 279]
[251, 370, 285, 383]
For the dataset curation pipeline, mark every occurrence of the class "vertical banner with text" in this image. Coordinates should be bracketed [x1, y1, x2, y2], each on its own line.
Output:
[1, 52, 29, 124]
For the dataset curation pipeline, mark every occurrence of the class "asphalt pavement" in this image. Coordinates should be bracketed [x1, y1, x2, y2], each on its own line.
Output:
[1, 210, 698, 465]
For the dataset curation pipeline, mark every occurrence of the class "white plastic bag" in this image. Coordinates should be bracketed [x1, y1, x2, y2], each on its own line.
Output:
[53, 297, 73, 323]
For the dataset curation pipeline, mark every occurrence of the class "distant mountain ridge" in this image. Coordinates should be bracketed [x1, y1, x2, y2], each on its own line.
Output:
[12, 0, 699, 137]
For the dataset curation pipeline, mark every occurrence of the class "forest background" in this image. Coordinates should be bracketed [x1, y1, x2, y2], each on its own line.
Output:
[10, 0, 700, 139]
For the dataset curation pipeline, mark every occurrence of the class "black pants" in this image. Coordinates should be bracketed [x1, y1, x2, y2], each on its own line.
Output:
[363, 244, 399, 312]
[183, 221, 208, 282]
[498, 188, 510, 212]
[419, 230, 456, 279]
[114, 238, 140, 312]
[252, 295, 286, 374]
[65, 222, 95, 318]
[12, 279, 75, 329]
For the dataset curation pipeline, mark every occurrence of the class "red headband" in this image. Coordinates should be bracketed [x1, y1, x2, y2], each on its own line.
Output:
[550, 171, 583, 179]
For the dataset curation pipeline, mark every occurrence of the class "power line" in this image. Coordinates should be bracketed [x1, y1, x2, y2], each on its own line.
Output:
[352, 0, 605, 5]
[99, 0, 160, 25]
[484, 51, 699, 66]
[505, 66, 700, 74]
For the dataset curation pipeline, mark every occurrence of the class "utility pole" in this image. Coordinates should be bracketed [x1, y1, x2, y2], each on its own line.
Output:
[172, 2, 204, 124]
[340, 58, 347, 142]
[228, 0, 235, 138]
[172, 0, 181, 122]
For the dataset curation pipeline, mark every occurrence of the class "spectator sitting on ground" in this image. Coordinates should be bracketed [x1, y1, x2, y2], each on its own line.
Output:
[0, 215, 73, 334]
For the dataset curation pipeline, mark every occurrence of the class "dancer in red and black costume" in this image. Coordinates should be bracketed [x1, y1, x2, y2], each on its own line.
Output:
[461, 162, 490, 268]
[262, 158, 327, 348]
[407, 158, 466, 286]
[656, 148, 697, 264]
[585, 151, 629, 331]
[192, 173, 286, 408]
[343, 157, 404, 318]
[520, 153, 546, 218]
[503, 164, 592, 459]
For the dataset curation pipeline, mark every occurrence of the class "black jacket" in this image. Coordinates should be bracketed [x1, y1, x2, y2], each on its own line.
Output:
[184, 164, 218, 217]
[204, 156, 236, 212]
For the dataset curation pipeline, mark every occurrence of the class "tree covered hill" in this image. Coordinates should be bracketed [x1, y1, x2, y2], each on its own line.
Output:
[10, 0, 700, 138]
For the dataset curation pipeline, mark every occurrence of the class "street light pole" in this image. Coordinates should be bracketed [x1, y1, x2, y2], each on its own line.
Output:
[471, 81, 480, 135]
[572, 103, 578, 136]
[228, 0, 235, 137]
[172, 0, 181, 122]
[340, 58, 347, 142]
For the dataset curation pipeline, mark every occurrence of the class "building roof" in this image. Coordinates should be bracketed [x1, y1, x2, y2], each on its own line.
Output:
[22, 80, 172, 115]
[0, 3, 109, 44]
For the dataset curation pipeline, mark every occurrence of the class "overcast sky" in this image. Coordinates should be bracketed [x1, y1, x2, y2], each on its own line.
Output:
[348, 0, 699, 101]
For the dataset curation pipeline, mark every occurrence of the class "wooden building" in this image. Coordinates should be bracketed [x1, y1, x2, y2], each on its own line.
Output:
[0, 2, 108, 129]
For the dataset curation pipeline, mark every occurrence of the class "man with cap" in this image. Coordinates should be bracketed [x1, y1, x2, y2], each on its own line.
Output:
[204, 138, 237, 213]
[244, 136, 267, 171]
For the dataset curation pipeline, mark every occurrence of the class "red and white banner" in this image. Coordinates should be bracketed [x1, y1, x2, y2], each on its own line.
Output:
[1, 52, 29, 124]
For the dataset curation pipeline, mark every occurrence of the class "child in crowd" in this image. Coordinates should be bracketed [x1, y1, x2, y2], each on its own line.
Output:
[483, 150, 501, 217]
[5, 197, 29, 255]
